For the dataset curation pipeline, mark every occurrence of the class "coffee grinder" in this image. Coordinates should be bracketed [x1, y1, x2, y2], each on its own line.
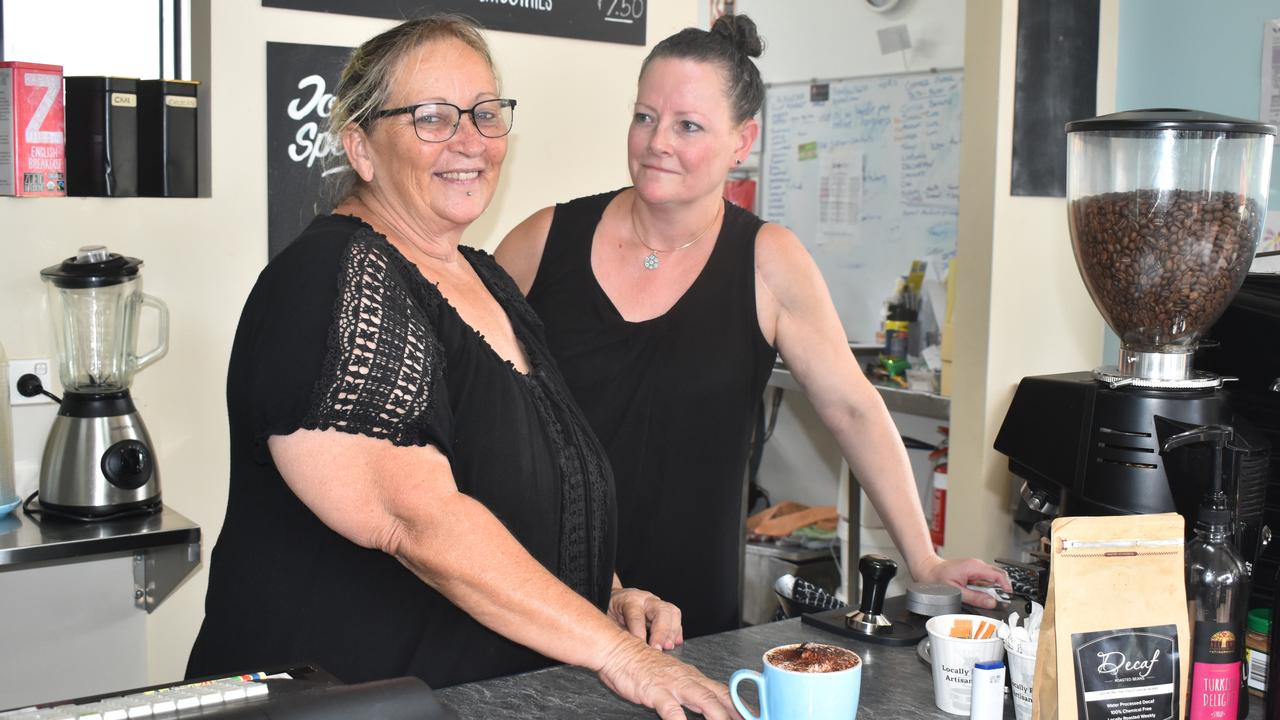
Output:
[20, 246, 169, 519]
[995, 110, 1275, 569]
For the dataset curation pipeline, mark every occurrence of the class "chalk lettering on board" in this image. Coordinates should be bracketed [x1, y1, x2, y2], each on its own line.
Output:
[262, 0, 645, 45]
[285, 75, 343, 169]
[267, 41, 354, 259]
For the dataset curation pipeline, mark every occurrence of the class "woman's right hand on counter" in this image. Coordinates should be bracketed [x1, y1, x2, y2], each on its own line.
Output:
[911, 554, 1012, 609]
[597, 635, 741, 720]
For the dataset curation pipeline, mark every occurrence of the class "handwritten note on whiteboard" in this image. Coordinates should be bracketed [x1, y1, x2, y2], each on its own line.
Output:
[761, 71, 963, 342]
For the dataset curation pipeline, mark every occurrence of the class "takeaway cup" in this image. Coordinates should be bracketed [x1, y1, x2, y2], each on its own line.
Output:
[925, 614, 1007, 715]
[1006, 646, 1036, 720]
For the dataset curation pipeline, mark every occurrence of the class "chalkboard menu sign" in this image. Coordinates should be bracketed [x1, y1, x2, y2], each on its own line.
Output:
[1010, 0, 1098, 198]
[266, 41, 353, 259]
[262, 0, 646, 46]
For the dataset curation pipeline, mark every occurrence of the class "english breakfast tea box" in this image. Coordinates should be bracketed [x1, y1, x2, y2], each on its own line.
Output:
[1033, 513, 1189, 720]
[0, 61, 66, 196]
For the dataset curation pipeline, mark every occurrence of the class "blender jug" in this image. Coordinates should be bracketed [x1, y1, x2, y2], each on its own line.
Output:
[42, 246, 168, 392]
[34, 246, 168, 518]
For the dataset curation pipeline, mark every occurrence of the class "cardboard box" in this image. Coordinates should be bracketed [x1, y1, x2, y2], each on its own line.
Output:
[938, 259, 957, 395]
[939, 320, 955, 362]
[0, 61, 66, 196]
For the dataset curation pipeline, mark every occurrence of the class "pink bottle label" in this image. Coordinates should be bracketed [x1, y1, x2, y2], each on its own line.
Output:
[1189, 662, 1240, 720]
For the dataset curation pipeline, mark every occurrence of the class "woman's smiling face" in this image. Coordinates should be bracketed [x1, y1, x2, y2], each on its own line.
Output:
[359, 37, 507, 232]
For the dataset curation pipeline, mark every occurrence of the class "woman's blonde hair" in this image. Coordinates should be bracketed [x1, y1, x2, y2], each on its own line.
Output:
[325, 14, 496, 202]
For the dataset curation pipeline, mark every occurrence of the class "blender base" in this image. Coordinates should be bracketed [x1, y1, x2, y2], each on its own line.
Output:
[22, 491, 162, 523]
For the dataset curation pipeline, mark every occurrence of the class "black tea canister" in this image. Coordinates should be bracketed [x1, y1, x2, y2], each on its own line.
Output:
[137, 79, 199, 197]
[64, 76, 139, 197]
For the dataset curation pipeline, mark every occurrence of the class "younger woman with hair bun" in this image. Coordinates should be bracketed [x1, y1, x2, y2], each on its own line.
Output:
[498, 14, 1010, 639]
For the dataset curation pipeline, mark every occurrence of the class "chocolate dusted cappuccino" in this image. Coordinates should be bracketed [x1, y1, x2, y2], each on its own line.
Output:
[765, 642, 860, 673]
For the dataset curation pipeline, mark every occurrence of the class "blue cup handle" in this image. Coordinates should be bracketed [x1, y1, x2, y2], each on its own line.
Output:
[730, 669, 766, 720]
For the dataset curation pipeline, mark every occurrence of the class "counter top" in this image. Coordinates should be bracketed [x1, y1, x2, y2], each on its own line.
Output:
[439, 618, 1267, 719]
[0, 504, 199, 569]
[438, 617, 957, 719]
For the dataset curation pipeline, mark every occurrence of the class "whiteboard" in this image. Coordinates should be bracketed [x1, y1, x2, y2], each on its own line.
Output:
[760, 70, 963, 343]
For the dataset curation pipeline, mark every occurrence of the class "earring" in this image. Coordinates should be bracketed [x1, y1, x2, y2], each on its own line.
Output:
[735, 158, 742, 165]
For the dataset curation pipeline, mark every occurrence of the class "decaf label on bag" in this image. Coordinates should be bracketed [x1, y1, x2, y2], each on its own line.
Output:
[1072, 625, 1180, 720]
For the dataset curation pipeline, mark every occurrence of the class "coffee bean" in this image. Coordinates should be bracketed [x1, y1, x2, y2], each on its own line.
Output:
[1071, 190, 1259, 349]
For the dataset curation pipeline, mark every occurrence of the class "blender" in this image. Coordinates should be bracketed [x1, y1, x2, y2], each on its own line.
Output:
[995, 110, 1274, 569]
[21, 246, 169, 519]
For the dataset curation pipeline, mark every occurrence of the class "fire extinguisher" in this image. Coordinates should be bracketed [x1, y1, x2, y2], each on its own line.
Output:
[928, 427, 949, 550]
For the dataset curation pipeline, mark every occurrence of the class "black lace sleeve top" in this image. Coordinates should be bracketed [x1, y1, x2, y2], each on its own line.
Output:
[187, 214, 616, 688]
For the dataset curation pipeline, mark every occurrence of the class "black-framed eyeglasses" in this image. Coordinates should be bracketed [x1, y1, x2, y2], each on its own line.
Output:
[370, 98, 517, 143]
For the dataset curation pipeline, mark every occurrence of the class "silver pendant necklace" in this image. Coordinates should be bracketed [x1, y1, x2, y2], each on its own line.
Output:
[630, 198, 723, 271]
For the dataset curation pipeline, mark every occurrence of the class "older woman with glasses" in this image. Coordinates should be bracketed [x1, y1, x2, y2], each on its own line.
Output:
[186, 16, 736, 719]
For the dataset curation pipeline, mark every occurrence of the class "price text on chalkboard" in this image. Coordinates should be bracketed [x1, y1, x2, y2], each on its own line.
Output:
[266, 41, 354, 260]
[262, 0, 646, 46]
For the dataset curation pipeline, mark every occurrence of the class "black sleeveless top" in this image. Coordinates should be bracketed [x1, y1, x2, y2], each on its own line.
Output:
[188, 214, 615, 688]
[527, 189, 777, 637]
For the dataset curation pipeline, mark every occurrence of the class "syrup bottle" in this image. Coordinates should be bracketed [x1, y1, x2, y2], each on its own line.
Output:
[1167, 425, 1248, 720]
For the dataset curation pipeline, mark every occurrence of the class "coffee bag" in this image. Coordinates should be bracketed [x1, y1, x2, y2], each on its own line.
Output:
[1032, 513, 1188, 720]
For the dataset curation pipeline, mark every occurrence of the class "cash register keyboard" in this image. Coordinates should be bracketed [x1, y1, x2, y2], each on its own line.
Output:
[996, 557, 1047, 604]
[0, 674, 276, 719]
[0, 670, 452, 720]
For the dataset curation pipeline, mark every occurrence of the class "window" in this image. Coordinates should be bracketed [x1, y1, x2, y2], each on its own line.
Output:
[1, 0, 191, 80]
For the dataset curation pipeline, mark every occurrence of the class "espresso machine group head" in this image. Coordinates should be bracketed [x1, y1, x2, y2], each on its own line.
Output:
[995, 110, 1275, 564]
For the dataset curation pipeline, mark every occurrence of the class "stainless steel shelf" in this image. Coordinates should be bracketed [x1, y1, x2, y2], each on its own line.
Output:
[0, 504, 199, 567]
[0, 505, 201, 612]
[767, 360, 951, 421]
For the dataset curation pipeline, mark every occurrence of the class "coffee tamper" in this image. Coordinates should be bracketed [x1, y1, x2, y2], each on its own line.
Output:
[846, 554, 898, 634]
[800, 552, 924, 645]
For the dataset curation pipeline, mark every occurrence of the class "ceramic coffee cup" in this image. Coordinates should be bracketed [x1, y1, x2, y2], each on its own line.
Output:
[729, 642, 862, 720]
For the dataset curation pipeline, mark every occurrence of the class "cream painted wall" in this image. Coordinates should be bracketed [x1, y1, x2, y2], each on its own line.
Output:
[0, 0, 695, 686]
[945, 0, 1114, 563]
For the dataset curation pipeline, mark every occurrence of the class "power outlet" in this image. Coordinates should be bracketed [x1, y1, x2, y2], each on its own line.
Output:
[8, 358, 55, 406]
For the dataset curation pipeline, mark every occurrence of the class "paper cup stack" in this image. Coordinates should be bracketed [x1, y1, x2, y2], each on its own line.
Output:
[1000, 603, 1043, 720]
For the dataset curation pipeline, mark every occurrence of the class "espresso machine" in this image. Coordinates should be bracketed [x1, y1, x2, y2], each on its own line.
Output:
[995, 110, 1275, 573]
[20, 246, 169, 519]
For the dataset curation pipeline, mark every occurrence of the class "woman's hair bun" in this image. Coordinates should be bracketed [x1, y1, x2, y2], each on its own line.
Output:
[711, 14, 763, 58]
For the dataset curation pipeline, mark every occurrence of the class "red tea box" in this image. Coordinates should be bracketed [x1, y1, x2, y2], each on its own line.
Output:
[0, 61, 66, 196]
